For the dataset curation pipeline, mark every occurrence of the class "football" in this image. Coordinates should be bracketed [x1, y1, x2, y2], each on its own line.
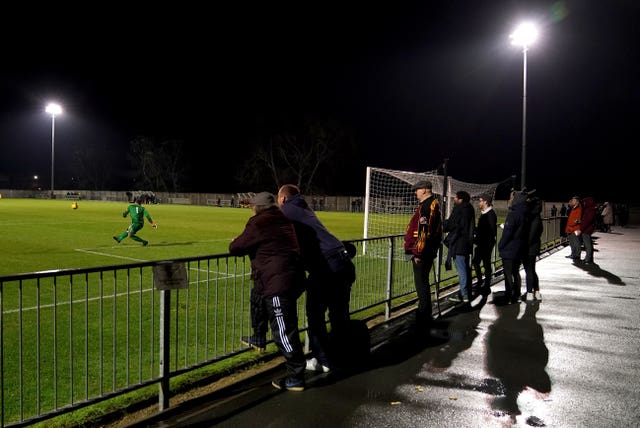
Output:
[71, 202, 78, 209]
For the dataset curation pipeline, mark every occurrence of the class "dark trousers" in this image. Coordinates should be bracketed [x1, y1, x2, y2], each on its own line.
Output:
[412, 256, 434, 325]
[522, 255, 539, 293]
[502, 258, 522, 301]
[473, 245, 493, 289]
[306, 271, 352, 368]
[582, 234, 594, 263]
[264, 293, 306, 382]
[568, 233, 582, 259]
[250, 287, 268, 339]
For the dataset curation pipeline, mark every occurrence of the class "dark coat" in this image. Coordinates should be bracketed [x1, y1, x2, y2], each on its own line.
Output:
[280, 194, 355, 280]
[475, 207, 498, 251]
[228, 206, 304, 298]
[444, 201, 476, 256]
[498, 192, 528, 260]
[581, 197, 597, 235]
[526, 198, 543, 256]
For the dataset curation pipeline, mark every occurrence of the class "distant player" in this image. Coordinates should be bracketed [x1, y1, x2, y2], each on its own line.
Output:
[113, 196, 157, 246]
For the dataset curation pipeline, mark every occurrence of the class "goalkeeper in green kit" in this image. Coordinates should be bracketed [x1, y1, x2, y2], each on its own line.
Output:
[113, 196, 157, 246]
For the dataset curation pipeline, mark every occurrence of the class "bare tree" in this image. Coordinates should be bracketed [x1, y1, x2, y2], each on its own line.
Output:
[240, 116, 354, 193]
[130, 136, 184, 191]
[73, 143, 114, 190]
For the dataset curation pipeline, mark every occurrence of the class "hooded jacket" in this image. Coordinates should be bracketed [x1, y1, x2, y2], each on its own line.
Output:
[498, 191, 528, 260]
[279, 193, 354, 277]
[526, 197, 543, 256]
[580, 197, 597, 235]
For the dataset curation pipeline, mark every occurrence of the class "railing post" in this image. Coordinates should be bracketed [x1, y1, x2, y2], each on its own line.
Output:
[159, 289, 171, 410]
[385, 237, 394, 320]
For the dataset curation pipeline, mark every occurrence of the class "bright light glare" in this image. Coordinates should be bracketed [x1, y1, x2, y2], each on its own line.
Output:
[510, 22, 538, 47]
[45, 102, 62, 116]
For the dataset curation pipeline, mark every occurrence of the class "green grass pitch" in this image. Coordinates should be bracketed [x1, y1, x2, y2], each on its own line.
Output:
[0, 198, 366, 277]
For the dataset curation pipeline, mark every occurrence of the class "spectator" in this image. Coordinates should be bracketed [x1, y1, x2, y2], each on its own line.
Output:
[522, 196, 543, 301]
[497, 191, 528, 304]
[113, 196, 157, 246]
[472, 193, 498, 296]
[579, 197, 597, 265]
[550, 204, 558, 217]
[619, 203, 629, 228]
[228, 192, 307, 392]
[404, 180, 442, 328]
[565, 196, 583, 261]
[559, 203, 569, 236]
[277, 184, 356, 372]
[445, 191, 476, 305]
[601, 201, 613, 232]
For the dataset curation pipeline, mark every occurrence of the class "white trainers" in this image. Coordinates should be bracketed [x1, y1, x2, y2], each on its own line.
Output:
[305, 357, 331, 373]
[534, 291, 542, 300]
[525, 292, 534, 302]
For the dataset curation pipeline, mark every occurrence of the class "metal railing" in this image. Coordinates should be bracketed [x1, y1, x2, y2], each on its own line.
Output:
[0, 217, 565, 427]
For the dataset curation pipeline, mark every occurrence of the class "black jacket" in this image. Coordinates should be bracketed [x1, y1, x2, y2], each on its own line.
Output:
[526, 198, 543, 256]
[475, 207, 497, 251]
[498, 192, 528, 260]
[444, 201, 476, 256]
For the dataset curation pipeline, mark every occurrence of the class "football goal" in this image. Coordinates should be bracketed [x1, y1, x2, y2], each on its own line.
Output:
[363, 166, 502, 243]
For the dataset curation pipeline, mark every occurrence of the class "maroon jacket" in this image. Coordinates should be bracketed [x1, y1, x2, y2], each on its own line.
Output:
[404, 195, 442, 259]
[581, 197, 597, 235]
[229, 206, 304, 298]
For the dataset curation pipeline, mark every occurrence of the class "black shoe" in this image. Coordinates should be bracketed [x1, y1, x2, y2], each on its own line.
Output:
[272, 377, 305, 392]
[113, 236, 120, 244]
[448, 295, 469, 305]
[142, 241, 149, 246]
[241, 335, 267, 351]
[565, 255, 575, 259]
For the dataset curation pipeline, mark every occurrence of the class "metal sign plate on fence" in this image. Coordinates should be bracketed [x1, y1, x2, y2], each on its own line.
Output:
[153, 262, 188, 290]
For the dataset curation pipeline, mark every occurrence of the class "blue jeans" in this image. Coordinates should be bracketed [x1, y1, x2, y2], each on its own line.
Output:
[455, 254, 472, 299]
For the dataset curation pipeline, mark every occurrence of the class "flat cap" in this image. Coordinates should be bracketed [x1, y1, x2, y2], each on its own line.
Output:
[249, 192, 275, 205]
[411, 180, 433, 190]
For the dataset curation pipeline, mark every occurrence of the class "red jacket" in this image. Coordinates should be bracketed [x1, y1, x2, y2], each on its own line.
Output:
[565, 204, 582, 234]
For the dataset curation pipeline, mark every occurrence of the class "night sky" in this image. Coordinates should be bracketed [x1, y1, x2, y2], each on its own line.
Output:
[1, 1, 637, 202]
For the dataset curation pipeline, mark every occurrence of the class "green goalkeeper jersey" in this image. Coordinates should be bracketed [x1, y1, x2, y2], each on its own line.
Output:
[123, 204, 153, 226]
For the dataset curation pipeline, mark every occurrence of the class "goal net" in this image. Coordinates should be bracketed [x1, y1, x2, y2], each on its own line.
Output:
[363, 166, 501, 243]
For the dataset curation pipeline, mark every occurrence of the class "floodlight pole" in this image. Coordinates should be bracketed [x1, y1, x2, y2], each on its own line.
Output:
[45, 103, 62, 199]
[50, 113, 56, 199]
[510, 22, 537, 191]
[520, 45, 528, 191]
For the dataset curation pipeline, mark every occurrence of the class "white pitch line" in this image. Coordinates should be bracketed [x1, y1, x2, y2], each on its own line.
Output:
[2, 274, 245, 315]
[75, 248, 147, 262]
[73, 247, 244, 279]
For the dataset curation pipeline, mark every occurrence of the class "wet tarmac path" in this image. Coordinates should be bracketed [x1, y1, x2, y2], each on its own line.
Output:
[132, 227, 640, 428]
